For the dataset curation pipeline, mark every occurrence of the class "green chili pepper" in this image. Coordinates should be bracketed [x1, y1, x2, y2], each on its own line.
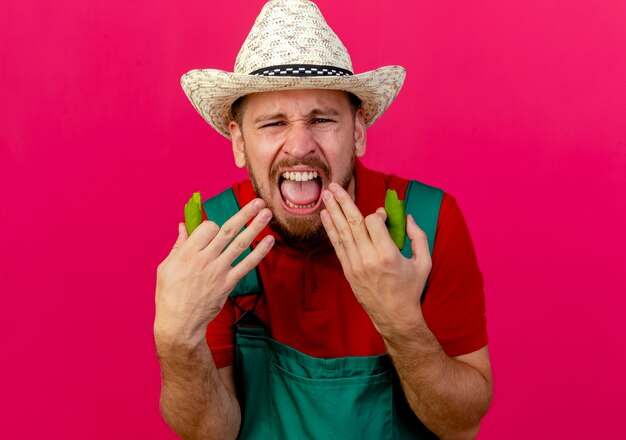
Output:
[184, 192, 205, 235]
[385, 189, 406, 249]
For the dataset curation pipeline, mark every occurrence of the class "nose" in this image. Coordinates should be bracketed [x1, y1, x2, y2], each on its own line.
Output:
[282, 123, 318, 159]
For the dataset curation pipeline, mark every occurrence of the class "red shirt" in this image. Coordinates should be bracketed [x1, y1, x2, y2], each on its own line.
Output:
[206, 161, 488, 368]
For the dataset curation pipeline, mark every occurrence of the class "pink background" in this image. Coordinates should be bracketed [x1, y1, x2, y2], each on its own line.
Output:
[2, 0, 625, 437]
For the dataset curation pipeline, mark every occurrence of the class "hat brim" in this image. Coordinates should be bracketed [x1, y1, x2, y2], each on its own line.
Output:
[180, 65, 406, 140]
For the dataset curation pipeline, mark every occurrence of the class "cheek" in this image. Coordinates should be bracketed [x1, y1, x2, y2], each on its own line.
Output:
[245, 147, 283, 197]
[246, 143, 275, 171]
[256, 139, 284, 164]
[328, 140, 355, 169]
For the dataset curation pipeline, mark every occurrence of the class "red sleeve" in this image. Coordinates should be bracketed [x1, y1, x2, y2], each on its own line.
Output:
[421, 193, 488, 357]
[205, 300, 237, 368]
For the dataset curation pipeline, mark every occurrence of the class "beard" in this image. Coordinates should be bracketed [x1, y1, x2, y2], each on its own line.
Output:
[245, 149, 356, 246]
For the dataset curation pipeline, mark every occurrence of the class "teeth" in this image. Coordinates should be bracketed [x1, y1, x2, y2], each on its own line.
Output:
[281, 171, 319, 182]
[280, 171, 321, 209]
[285, 199, 316, 209]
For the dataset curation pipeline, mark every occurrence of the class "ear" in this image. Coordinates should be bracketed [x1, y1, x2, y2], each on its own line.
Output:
[229, 121, 246, 168]
[354, 109, 366, 157]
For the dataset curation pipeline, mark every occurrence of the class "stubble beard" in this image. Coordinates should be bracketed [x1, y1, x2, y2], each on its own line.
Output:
[245, 148, 356, 246]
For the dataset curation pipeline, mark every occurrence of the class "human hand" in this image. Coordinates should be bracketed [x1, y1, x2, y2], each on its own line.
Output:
[154, 198, 274, 350]
[320, 183, 431, 336]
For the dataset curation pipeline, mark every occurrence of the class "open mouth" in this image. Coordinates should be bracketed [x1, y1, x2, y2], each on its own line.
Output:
[278, 168, 324, 214]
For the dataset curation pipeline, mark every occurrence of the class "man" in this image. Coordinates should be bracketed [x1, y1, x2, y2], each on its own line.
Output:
[154, 1, 492, 439]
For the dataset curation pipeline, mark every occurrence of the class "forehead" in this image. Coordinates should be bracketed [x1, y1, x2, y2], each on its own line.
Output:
[244, 89, 351, 116]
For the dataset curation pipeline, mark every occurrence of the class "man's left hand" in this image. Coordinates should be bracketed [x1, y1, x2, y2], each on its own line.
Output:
[320, 183, 431, 336]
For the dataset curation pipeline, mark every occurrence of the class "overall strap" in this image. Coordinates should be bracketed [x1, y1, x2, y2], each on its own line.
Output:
[400, 180, 444, 259]
[204, 182, 443, 298]
[203, 188, 261, 298]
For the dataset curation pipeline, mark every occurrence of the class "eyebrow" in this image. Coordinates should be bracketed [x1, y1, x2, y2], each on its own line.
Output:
[253, 107, 340, 123]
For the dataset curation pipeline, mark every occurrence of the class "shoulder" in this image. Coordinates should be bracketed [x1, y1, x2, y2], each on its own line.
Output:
[355, 159, 453, 218]
[203, 179, 256, 208]
[356, 162, 468, 251]
[355, 160, 447, 199]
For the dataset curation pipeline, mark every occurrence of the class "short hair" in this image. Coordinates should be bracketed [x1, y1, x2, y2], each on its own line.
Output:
[229, 91, 363, 127]
[229, 95, 248, 128]
[346, 92, 363, 113]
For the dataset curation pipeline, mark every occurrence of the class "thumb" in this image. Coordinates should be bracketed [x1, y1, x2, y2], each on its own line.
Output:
[375, 207, 388, 222]
[407, 215, 431, 265]
[173, 222, 189, 248]
[165, 223, 188, 261]
[160, 223, 189, 268]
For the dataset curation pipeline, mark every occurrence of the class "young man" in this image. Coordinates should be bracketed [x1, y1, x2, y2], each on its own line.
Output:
[154, 1, 492, 439]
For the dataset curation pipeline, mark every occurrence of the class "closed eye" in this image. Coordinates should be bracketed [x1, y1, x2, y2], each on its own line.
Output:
[261, 121, 285, 128]
[312, 118, 335, 124]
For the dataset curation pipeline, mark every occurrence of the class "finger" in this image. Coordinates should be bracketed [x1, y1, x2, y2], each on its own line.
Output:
[227, 234, 275, 286]
[162, 222, 189, 263]
[205, 198, 266, 256]
[375, 207, 387, 222]
[183, 220, 220, 252]
[321, 188, 362, 262]
[364, 212, 398, 254]
[175, 222, 188, 246]
[327, 183, 374, 249]
[407, 214, 431, 266]
[217, 208, 273, 265]
[170, 222, 188, 252]
[320, 209, 350, 266]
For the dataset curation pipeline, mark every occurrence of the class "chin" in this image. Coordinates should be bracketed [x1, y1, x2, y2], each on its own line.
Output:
[269, 214, 327, 246]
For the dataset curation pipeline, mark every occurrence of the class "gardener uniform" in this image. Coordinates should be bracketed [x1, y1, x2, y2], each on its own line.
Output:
[204, 161, 487, 439]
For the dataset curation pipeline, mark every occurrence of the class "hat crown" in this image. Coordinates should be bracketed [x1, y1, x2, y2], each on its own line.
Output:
[234, 0, 353, 74]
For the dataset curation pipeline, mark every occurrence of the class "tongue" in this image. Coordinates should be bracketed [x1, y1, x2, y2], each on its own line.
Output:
[280, 179, 321, 206]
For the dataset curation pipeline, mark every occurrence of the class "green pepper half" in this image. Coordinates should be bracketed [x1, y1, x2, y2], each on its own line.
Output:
[385, 189, 406, 249]
[184, 192, 203, 235]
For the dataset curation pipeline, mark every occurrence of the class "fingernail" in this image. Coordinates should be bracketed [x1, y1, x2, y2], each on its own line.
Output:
[329, 183, 339, 193]
[322, 191, 331, 201]
[259, 208, 272, 221]
[253, 198, 264, 209]
[178, 223, 185, 235]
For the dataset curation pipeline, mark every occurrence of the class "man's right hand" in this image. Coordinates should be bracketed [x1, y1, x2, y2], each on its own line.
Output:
[154, 198, 274, 351]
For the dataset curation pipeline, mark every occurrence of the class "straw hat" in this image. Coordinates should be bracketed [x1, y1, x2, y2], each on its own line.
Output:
[181, 0, 406, 139]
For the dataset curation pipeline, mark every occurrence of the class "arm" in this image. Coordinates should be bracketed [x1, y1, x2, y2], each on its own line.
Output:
[157, 346, 240, 439]
[154, 199, 274, 440]
[383, 324, 492, 439]
[320, 184, 492, 439]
